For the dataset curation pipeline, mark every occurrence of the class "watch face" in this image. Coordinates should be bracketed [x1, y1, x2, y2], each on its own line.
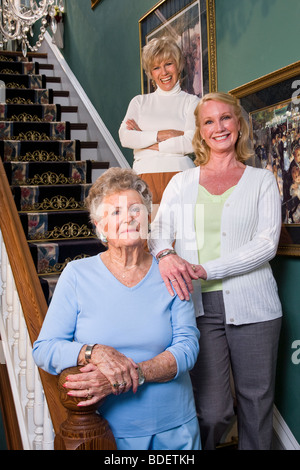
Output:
[138, 366, 145, 385]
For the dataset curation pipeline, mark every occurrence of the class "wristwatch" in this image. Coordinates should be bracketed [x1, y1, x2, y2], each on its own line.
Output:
[137, 365, 145, 386]
[156, 249, 176, 261]
[85, 344, 96, 363]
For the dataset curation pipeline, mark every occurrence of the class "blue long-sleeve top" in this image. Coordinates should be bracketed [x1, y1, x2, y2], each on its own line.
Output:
[33, 255, 199, 438]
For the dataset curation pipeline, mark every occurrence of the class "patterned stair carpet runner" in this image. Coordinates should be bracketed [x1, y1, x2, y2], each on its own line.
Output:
[0, 72, 46, 89]
[5, 88, 53, 105]
[0, 120, 70, 140]
[0, 139, 80, 162]
[0, 59, 39, 75]
[0, 53, 106, 303]
[0, 103, 61, 121]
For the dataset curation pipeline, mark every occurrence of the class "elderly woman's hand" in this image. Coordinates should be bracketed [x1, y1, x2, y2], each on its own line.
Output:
[89, 344, 139, 395]
[158, 254, 205, 301]
[64, 363, 112, 407]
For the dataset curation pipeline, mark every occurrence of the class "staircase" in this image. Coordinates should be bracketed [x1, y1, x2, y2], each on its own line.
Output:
[0, 40, 123, 449]
[0, 48, 110, 303]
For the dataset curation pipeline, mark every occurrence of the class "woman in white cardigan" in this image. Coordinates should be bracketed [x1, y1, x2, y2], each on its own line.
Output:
[149, 92, 282, 450]
[119, 36, 199, 215]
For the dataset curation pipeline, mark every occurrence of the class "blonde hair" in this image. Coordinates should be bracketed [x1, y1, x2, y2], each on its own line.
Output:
[85, 167, 152, 224]
[142, 36, 183, 80]
[192, 92, 254, 166]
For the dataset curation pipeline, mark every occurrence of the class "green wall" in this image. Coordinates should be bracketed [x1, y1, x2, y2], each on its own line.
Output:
[60, 0, 299, 445]
[216, 0, 300, 91]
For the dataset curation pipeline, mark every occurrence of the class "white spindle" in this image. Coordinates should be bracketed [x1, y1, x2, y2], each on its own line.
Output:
[12, 285, 20, 373]
[43, 398, 54, 450]
[5, 259, 14, 346]
[0, 229, 55, 450]
[0, 238, 7, 316]
[33, 367, 44, 450]
[26, 333, 35, 443]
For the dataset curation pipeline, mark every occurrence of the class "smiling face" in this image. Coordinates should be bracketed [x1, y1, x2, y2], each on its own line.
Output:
[94, 189, 149, 248]
[150, 57, 179, 92]
[198, 100, 241, 155]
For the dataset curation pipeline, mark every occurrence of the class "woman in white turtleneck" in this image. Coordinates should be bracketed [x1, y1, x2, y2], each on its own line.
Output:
[119, 37, 199, 212]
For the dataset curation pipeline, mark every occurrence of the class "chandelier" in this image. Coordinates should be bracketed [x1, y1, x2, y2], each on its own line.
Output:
[0, 0, 65, 56]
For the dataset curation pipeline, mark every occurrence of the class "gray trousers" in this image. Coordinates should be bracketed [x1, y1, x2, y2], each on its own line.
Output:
[190, 291, 282, 450]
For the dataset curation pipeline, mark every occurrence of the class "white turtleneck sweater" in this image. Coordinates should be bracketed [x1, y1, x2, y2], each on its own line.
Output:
[119, 82, 199, 174]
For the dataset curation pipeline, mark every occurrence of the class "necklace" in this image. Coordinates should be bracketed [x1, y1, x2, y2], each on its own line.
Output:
[119, 264, 138, 279]
[108, 257, 139, 278]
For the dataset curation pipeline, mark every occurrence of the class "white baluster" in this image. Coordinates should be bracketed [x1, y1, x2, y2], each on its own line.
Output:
[0, 233, 55, 450]
[43, 397, 54, 450]
[33, 367, 44, 450]
[18, 309, 27, 405]
[1, 240, 8, 322]
[26, 333, 35, 447]
[12, 285, 20, 375]
[5, 261, 14, 347]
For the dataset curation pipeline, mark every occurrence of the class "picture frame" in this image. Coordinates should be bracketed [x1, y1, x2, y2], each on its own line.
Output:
[91, 0, 101, 9]
[139, 0, 217, 97]
[230, 61, 300, 257]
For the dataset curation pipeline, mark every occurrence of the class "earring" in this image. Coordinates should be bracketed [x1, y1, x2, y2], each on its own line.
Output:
[99, 232, 108, 244]
[238, 131, 243, 139]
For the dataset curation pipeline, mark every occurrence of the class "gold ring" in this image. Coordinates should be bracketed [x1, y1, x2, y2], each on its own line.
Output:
[113, 382, 120, 388]
[192, 265, 196, 271]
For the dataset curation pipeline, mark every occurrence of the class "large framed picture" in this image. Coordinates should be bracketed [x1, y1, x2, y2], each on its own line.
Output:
[230, 61, 300, 256]
[139, 0, 217, 97]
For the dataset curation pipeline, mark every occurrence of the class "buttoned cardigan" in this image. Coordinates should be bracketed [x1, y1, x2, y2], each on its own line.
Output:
[149, 165, 283, 325]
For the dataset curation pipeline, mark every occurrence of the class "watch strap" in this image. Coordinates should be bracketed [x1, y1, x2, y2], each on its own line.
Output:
[85, 344, 96, 363]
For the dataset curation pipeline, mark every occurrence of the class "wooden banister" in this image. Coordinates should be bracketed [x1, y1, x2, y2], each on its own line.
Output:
[0, 157, 67, 434]
[55, 368, 116, 450]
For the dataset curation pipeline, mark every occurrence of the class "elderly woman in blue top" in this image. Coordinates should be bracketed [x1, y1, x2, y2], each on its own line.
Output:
[33, 167, 201, 451]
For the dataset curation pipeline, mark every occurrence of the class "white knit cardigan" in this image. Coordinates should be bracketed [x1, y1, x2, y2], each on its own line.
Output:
[149, 165, 283, 325]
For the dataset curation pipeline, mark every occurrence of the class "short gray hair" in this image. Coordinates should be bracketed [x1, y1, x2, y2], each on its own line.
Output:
[85, 167, 152, 222]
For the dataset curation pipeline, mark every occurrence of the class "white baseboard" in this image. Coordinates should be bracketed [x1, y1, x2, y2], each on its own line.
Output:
[273, 406, 300, 450]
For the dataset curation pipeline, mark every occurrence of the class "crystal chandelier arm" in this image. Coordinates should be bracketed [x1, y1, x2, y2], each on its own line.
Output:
[7, 0, 51, 24]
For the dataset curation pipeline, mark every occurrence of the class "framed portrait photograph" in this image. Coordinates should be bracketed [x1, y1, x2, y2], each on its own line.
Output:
[139, 0, 217, 97]
[230, 61, 300, 256]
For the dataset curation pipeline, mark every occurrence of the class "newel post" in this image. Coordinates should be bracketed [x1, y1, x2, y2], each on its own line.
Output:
[54, 367, 117, 450]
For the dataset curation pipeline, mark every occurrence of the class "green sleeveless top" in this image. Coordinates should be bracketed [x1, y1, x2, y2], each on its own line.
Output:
[195, 185, 235, 292]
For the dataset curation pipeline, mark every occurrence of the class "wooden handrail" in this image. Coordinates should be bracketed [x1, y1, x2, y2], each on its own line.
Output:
[0, 157, 67, 434]
[55, 368, 116, 450]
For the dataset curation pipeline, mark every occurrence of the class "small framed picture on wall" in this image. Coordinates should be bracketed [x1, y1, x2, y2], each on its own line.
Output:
[91, 0, 101, 9]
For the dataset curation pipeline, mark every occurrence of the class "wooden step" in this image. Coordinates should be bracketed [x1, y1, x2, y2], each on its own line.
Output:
[53, 90, 69, 98]
[80, 141, 98, 149]
[91, 161, 109, 169]
[61, 106, 78, 113]
[70, 123, 88, 130]
[46, 76, 61, 84]
[39, 64, 54, 71]
[0, 50, 48, 60]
